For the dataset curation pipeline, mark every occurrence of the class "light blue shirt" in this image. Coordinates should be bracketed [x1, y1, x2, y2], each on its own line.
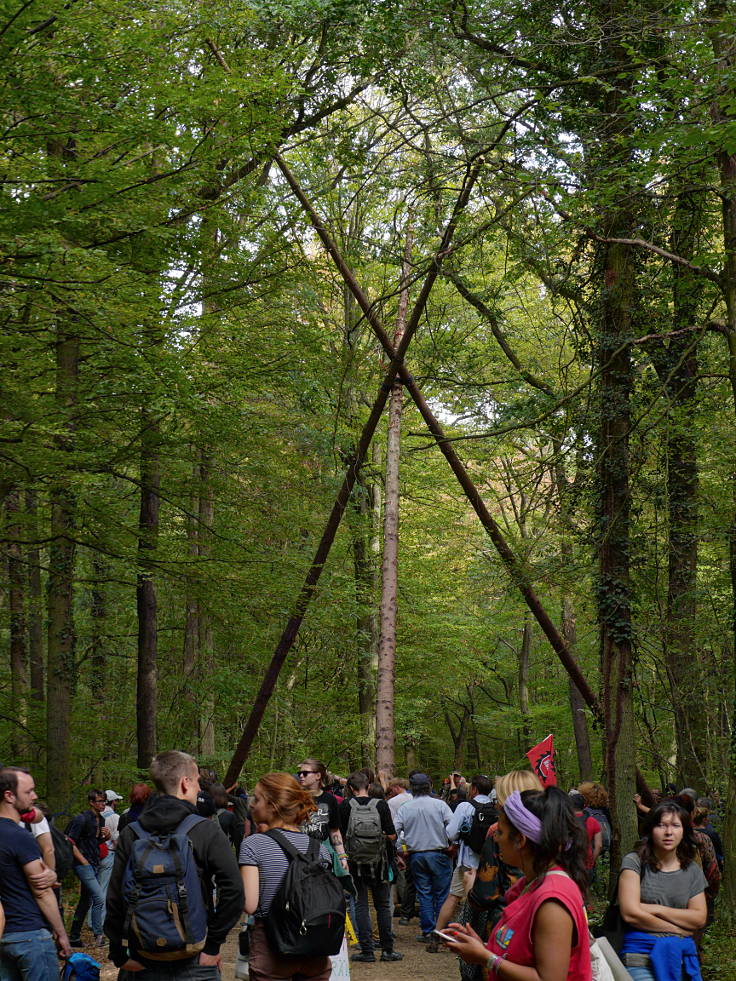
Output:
[394, 794, 453, 852]
[446, 794, 492, 869]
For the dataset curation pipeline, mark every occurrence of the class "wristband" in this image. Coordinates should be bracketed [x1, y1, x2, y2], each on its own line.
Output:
[486, 952, 501, 977]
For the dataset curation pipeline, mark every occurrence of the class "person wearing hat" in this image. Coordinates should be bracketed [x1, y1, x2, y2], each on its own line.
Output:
[393, 773, 453, 944]
[98, 790, 122, 897]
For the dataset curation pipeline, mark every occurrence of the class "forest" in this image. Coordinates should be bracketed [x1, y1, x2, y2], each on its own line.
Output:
[1, 0, 735, 915]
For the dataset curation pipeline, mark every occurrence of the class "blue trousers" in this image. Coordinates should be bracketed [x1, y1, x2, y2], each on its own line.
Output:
[409, 851, 452, 935]
[70, 863, 105, 938]
[0, 929, 59, 981]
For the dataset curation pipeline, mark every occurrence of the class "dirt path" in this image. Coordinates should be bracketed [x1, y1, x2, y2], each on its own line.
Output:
[84, 915, 456, 981]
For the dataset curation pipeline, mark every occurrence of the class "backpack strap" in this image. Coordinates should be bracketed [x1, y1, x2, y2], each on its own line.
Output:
[175, 813, 206, 837]
[265, 828, 320, 863]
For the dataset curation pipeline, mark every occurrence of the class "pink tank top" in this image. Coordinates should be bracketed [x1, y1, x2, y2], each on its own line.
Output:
[487, 867, 592, 981]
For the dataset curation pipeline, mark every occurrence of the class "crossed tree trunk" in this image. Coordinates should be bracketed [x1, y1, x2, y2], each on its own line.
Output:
[224, 149, 601, 788]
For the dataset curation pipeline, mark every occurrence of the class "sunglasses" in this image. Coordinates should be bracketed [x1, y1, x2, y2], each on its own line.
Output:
[297, 770, 317, 777]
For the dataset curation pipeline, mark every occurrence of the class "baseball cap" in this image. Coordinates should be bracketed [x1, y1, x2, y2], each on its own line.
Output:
[105, 789, 123, 803]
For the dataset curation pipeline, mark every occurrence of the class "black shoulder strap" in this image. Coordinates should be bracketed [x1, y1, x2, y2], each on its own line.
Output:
[470, 800, 481, 814]
[265, 828, 301, 860]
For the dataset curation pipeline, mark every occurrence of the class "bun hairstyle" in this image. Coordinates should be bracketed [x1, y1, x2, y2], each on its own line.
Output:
[638, 800, 698, 870]
[257, 772, 317, 826]
[495, 769, 543, 806]
[507, 786, 589, 899]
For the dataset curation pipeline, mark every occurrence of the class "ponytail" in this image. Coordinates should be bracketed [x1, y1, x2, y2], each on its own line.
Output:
[519, 786, 589, 898]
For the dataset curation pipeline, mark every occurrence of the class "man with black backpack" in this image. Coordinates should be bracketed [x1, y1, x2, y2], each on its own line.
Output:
[104, 750, 243, 979]
[432, 775, 495, 948]
[338, 772, 403, 964]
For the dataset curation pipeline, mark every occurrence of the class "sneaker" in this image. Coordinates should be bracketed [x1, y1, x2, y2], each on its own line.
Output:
[351, 952, 376, 963]
[416, 933, 431, 943]
[380, 951, 404, 962]
[426, 941, 439, 953]
[398, 917, 410, 926]
[95, 935, 106, 948]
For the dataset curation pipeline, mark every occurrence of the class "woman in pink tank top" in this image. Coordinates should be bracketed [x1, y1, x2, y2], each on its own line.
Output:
[443, 784, 592, 981]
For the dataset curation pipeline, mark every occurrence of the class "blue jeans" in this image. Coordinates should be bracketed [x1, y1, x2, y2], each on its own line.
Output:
[71, 863, 105, 938]
[0, 929, 59, 981]
[409, 851, 452, 935]
[87, 851, 114, 927]
[626, 969, 654, 981]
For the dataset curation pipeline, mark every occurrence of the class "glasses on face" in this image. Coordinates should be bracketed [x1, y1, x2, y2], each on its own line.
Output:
[297, 770, 316, 778]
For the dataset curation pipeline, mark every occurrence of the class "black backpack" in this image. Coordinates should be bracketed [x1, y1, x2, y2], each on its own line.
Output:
[50, 822, 75, 880]
[264, 829, 346, 957]
[585, 807, 612, 853]
[24, 820, 75, 881]
[460, 800, 497, 855]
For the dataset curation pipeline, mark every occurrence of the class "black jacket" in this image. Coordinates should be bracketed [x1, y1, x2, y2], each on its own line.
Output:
[104, 794, 243, 966]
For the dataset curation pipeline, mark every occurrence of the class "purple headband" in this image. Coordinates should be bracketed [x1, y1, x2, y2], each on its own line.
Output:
[503, 790, 543, 844]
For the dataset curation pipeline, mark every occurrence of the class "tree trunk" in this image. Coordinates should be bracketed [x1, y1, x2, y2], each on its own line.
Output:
[706, 1, 736, 919]
[198, 450, 215, 757]
[6, 489, 28, 760]
[552, 443, 593, 782]
[597, 227, 638, 860]
[444, 706, 470, 772]
[136, 403, 160, 768]
[181, 458, 199, 752]
[658, 185, 705, 789]
[89, 555, 107, 706]
[46, 323, 79, 809]
[564, 597, 593, 782]
[351, 468, 378, 762]
[25, 489, 45, 711]
[518, 613, 532, 750]
[375, 229, 412, 785]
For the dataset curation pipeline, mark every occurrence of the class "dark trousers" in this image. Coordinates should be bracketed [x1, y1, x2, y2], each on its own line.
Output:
[398, 861, 416, 918]
[355, 877, 393, 954]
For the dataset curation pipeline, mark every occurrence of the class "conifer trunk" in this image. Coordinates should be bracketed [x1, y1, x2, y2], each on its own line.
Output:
[375, 230, 411, 785]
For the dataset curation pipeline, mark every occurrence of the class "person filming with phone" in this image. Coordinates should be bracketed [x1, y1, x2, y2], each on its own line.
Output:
[440, 785, 591, 981]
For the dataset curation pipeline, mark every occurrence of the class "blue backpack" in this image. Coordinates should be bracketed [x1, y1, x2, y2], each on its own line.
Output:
[61, 953, 100, 981]
[122, 813, 208, 961]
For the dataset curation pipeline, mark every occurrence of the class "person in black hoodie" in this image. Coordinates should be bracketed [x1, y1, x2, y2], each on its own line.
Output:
[104, 750, 243, 978]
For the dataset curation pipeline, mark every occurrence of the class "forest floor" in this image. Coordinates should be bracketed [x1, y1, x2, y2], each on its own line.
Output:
[69, 902, 736, 981]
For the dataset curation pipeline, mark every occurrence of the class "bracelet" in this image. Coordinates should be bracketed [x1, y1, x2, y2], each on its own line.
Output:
[486, 952, 501, 977]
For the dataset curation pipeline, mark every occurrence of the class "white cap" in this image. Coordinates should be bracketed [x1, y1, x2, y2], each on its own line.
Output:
[105, 789, 123, 802]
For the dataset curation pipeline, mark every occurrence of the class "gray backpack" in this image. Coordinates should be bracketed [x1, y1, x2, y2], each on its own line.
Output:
[345, 798, 384, 866]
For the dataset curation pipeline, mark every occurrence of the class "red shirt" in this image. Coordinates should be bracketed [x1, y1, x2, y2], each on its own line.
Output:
[487, 867, 591, 981]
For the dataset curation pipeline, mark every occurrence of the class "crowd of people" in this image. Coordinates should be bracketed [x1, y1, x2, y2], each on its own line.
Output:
[0, 754, 726, 981]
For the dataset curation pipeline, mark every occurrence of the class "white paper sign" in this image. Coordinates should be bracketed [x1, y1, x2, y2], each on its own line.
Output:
[329, 938, 351, 980]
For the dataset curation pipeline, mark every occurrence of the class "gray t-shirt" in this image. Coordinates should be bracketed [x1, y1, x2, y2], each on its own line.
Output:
[239, 829, 331, 916]
[620, 851, 707, 908]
